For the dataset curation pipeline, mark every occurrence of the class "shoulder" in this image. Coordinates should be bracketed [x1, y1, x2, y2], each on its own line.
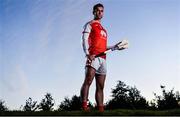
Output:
[83, 21, 93, 28]
[83, 21, 93, 33]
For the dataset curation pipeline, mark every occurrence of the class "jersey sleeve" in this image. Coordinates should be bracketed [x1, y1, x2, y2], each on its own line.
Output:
[82, 22, 92, 55]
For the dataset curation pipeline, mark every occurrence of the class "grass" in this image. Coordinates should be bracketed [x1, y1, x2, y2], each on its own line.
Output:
[1, 109, 180, 116]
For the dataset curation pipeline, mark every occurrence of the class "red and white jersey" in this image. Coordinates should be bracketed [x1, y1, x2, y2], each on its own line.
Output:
[82, 20, 107, 59]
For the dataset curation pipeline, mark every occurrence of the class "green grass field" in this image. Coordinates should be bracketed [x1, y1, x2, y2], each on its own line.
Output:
[1, 109, 180, 116]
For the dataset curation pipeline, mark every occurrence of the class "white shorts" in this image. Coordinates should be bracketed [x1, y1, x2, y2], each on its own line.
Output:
[85, 57, 107, 75]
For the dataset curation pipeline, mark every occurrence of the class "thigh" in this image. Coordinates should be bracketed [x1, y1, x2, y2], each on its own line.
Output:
[84, 66, 96, 83]
[95, 74, 106, 89]
[96, 58, 107, 75]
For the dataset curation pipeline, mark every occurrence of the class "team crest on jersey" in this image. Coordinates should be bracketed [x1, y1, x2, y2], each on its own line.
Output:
[100, 30, 107, 38]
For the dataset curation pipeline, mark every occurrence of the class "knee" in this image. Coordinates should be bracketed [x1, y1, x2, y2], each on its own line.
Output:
[84, 79, 93, 86]
[97, 85, 104, 91]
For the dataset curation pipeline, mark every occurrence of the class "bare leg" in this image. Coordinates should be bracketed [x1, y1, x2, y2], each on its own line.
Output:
[81, 67, 96, 103]
[95, 74, 106, 111]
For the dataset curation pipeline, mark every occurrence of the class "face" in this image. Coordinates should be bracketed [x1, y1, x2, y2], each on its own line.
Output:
[93, 7, 104, 20]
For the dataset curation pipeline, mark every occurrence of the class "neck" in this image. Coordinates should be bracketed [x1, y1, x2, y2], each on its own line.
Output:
[94, 18, 101, 23]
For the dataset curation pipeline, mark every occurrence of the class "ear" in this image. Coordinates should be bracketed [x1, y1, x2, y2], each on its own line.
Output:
[93, 11, 96, 15]
[93, 9, 97, 15]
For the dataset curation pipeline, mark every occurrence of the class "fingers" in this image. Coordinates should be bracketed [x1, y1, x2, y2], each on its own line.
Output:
[86, 59, 92, 66]
[87, 58, 92, 63]
[86, 57, 93, 66]
[87, 55, 95, 61]
[86, 55, 95, 66]
[91, 55, 95, 60]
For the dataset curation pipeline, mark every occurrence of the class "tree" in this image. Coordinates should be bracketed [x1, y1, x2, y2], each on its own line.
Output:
[58, 97, 71, 111]
[69, 95, 81, 110]
[23, 97, 38, 111]
[106, 81, 129, 109]
[58, 95, 81, 111]
[0, 100, 8, 112]
[127, 86, 148, 109]
[148, 99, 157, 110]
[38, 93, 55, 111]
[105, 80, 148, 110]
[154, 85, 179, 110]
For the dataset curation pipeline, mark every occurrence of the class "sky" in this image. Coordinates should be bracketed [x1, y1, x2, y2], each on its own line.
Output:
[0, 0, 180, 110]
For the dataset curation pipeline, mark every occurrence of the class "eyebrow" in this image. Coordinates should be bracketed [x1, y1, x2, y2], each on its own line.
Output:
[97, 9, 104, 12]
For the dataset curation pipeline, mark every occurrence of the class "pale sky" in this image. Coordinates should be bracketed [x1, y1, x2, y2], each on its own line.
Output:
[0, 0, 180, 110]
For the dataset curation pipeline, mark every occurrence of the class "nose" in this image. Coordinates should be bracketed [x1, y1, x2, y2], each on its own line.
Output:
[99, 11, 103, 15]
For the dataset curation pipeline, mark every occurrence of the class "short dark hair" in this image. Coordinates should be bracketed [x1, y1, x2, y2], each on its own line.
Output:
[93, 3, 104, 13]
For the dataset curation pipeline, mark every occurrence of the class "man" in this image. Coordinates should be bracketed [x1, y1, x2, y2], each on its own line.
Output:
[80, 3, 114, 112]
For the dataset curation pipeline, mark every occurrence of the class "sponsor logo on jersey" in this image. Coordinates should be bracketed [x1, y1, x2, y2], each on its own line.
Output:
[100, 30, 107, 38]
